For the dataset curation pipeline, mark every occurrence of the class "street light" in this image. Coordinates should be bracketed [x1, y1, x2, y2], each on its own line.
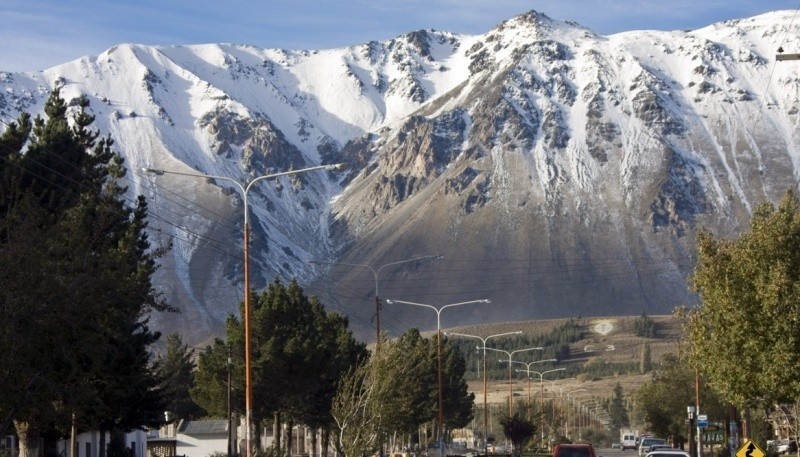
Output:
[564, 389, 587, 439]
[444, 331, 523, 456]
[142, 163, 346, 457]
[310, 255, 442, 347]
[527, 368, 566, 445]
[484, 346, 543, 417]
[507, 359, 557, 417]
[386, 299, 491, 456]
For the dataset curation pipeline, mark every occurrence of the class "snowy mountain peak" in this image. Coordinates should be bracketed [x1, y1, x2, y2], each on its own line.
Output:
[2, 10, 799, 343]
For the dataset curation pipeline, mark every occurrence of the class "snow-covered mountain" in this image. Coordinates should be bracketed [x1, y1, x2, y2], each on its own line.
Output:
[2, 10, 798, 345]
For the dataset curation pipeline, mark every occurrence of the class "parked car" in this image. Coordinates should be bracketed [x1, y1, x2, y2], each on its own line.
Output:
[553, 444, 598, 457]
[638, 438, 667, 456]
[612, 443, 621, 450]
[649, 445, 673, 452]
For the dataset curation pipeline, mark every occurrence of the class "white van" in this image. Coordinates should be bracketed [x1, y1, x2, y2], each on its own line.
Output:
[621, 431, 638, 450]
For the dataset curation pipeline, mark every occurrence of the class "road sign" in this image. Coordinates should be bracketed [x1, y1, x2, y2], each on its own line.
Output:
[698, 415, 708, 427]
[736, 440, 765, 457]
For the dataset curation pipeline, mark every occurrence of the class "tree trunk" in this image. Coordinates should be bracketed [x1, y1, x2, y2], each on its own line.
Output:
[99, 430, 107, 457]
[14, 420, 40, 457]
[321, 428, 329, 457]
[285, 419, 294, 457]
[310, 428, 318, 457]
[274, 412, 281, 453]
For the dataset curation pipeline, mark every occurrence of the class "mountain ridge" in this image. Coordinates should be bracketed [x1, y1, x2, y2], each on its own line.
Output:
[1, 10, 798, 344]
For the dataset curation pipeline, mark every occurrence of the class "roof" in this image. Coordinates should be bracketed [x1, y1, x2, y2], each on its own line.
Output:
[178, 420, 228, 435]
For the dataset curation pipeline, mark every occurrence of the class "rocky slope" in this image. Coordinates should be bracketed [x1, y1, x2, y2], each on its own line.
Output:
[1, 10, 798, 344]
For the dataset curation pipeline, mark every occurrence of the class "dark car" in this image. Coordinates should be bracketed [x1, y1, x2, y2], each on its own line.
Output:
[553, 444, 598, 457]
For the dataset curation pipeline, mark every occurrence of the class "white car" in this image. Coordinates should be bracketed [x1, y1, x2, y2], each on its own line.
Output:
[639, 438, 667, 456]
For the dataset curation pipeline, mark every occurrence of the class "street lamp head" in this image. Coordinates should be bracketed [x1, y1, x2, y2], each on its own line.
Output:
[385, 299, 396, 304]
[141, 167, 164, 175]
[325, 162, 348, 171]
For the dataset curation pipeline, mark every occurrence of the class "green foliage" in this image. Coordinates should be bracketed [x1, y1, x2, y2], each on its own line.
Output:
[382, 330, 439, 432]
[640, 344, 653, 374]
[634, 354, 725, 440]
[155, 333, 205, 420]
[634, 313, 656, 338]
[578, 360, 638, 380]
[608, 383, 629, 433]
[330, 329, 475, 457]
[500, 413, 536, 457]
[330, 360, 379, 457]
[687, 190, 800, 408]
[0, 89, 171, 438]
[194, 278, 366, 448]
[192, 338, 236, 417]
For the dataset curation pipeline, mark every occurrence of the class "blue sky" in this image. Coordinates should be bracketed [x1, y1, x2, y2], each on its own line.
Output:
[1, 0, 798, 72]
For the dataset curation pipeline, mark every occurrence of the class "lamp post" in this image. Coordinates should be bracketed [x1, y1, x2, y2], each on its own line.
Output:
[519, 368, 565, 446]
[564, 388, 586, 438]
[227, 347, 233, 457]
[565, 389, 586, 439]
[310, 255, 441, 348]
[688, 406, 696, 457]
[142, 163, 346, 457]
[507, 359, 557, 417]
[386, 299, 491, 457]
[445, 331, 523, 456]
[484, 347, 543, 417]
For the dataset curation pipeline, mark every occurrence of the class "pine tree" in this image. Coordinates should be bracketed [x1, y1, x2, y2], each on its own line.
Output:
[194, 279, 366, 451]
[155, 333, 206, 420]
[0, 88, 172, 451]
[608, 383, 630, 432]
[640, 343, 652, 374]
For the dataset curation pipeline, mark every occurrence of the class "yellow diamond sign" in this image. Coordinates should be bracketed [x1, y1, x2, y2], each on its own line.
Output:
[736, 440, 765, 457]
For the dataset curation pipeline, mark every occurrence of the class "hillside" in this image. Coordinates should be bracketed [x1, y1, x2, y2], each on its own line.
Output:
[444, 314, 685, 404]
[1, 10, 797, 346]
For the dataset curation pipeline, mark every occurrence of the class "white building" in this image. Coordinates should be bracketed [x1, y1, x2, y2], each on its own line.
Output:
[56, 430, 148, 457]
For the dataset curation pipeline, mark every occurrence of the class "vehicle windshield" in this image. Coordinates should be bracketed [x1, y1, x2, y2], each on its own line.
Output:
[644, 439, 666, 446]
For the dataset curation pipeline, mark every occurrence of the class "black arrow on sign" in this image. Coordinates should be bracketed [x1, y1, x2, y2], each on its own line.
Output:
[745, 442, 756, 457]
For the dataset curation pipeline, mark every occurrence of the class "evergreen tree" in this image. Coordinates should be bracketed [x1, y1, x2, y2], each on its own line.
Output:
[640, 343, 653, 374]
[155, 333, 206, 420]
[194, 279, 366, 451]
[192, 338, 235, 417]
[0, 89, 172, 452]
[634, 313, 655, 338]
[441, 337, 475, 430]
[608, 383, 629, 433]
[499, 413, 536, 457]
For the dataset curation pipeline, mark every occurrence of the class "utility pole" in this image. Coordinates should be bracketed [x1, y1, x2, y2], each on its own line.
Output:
[228, 347, 233, 457]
